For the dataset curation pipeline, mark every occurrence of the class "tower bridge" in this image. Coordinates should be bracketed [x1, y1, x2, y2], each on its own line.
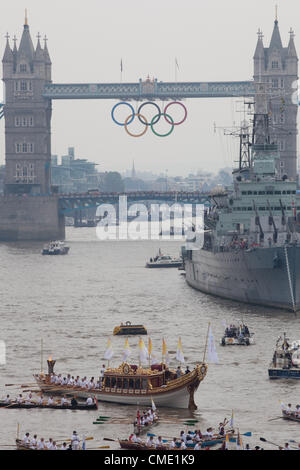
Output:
[0, 15, 298, 240]
[42, 80, 255, 101]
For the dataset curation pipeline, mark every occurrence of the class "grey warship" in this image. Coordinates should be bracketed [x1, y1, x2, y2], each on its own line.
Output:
[185, 84, 300, 311]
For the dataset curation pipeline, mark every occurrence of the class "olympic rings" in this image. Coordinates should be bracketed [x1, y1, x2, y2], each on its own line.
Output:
[111, 101, 187, 137]
[163, 101, 187, 125]
[111, 101, 135, 126]
[124, 113, 148, 138]
[150, 113, 174, 137]
[137, 101, 161, 126]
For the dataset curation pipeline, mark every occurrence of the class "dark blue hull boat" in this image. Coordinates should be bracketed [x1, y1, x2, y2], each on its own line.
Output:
[268, 368, 300, 379]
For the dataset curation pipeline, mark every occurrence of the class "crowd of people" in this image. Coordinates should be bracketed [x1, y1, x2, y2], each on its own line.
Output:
[49, 369, 106, 390]
[2, 392, 96, 407]
[20, 431, 84, 450]
[128, 424, 234, 450]
[133, 407, 158, 428]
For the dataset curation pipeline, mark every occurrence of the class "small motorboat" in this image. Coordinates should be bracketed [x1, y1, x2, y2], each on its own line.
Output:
[220, 323, 254, 346]
[42, 241, 70, 255]
[113, 321, 147, 336]
[146, 250, 183, 268]
[269, 334, 300, 379]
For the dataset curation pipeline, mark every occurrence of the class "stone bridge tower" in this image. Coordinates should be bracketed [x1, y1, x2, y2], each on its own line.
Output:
[253, 18, 298, 179]
[2, 15, 52, 194]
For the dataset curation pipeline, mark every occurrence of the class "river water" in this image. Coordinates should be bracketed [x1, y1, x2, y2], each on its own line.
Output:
[0, 227, 299, 450]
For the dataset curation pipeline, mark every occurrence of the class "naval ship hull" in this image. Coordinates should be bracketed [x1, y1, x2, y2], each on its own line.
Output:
[185, 245, 300, 311]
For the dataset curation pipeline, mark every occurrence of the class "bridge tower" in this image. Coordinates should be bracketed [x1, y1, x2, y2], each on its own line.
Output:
[253, 18, 298, 179]
[2, 15, 52, 194]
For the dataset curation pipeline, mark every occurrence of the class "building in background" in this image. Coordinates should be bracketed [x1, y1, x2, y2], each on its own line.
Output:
[51, 147, 101, 193]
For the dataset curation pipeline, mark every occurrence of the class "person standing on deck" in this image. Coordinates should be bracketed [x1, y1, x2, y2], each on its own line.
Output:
[71, 431, 80, 450]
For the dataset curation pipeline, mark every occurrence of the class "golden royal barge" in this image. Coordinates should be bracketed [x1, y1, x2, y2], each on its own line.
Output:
[34, 360, 208, 410]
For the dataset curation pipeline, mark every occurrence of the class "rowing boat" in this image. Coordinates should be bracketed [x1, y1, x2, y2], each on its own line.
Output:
[16, 439, 33, 450]
[134, 416, 159, 435]
[0, 401, 97, 410]
[282, 410, 300, 422]
[119, 440, 169, 450]
[118, 436, 234, 450]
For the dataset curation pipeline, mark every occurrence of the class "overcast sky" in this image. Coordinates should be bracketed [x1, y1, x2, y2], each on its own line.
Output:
[0, 0, 299, 176]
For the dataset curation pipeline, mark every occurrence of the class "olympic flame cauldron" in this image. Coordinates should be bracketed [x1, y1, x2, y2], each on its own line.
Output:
[47, 356, 56, 376]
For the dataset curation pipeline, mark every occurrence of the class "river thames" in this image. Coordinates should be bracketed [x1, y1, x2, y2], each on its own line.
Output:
[0, 227, 299, 450]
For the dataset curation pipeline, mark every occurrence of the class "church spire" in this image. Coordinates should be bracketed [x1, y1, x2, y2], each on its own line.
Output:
[131, 160, 136, 179]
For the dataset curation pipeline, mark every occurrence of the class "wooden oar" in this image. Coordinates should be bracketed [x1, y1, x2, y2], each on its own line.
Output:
[103, 438, 117, 442]
[267, 416, 283, 422]
[260, 437, 297, 450]
[55, 437, 94, 443]
[5, 383, 36, 387]
[88, 445, 110, 449]
[1, 402, 19, 409]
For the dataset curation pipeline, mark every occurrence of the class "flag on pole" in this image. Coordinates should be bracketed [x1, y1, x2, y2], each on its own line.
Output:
[139, 337, 148, 364]
[229, 410, 234, 428]
[176, 337, 185, 364]
[148, 337, 152, 358]
[236, 430, 242, 450]
[122, 338, 131, 362]
[151, 398, 157, 411]
[137, 408, 141, 426]
[162, 337, 167, 359]
[104, 338, 114, 360]
[151, 353, 159, 365]
[225, 433, 230, 450]
[207, 325, 219, 364]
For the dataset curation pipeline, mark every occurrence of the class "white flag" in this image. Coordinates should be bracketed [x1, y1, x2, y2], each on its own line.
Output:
[104, 338, 114, 360]
[151, 398, 157, 411]
[176, 337, 185, 364]
[122, 338, 131, 362]
[151, 353, 159, 365]
[139, 338, 148, 364]
[207, 326, 219, 364]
